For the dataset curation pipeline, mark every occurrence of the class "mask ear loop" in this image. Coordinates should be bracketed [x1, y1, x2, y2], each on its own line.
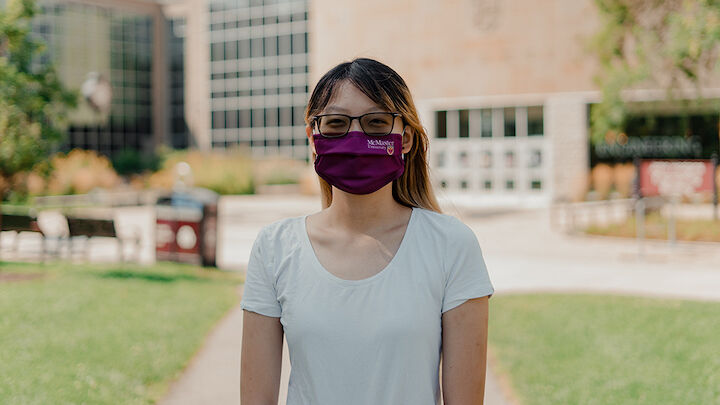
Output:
[400, 125, 407, 161]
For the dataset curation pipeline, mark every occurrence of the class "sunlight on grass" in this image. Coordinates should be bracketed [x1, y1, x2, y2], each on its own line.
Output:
[489, 293, 720, 405]
[0, 260, 242, 404]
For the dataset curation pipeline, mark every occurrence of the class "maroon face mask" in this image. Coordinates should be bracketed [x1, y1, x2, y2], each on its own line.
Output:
[313, 130, 405, 194]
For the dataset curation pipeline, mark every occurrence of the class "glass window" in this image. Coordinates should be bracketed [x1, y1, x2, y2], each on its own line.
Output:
[265, 36, 277, 56]
[226, 110, 238, 128]
[225, 40, 237, 60]
[481, 150, 492, 168]
[504, 150, 515, 168]
[239, 39, 250, 58]
[436, 111, 447, 138]
[528, 106, 543, 136]
[436, 151, 445, 167]
[459, 151, 469, 167]
[239, 109, 251, 128]
[252, 108, 264, 127]
[531, 180, 543, 190]
[251, 38, 263, 57]
[211, 42, 224, 61]
[265, 107, 278, 127]
[459, 109, 469, 138]
[212, 110, 223, 129]
[481, 109, 492, 137]
[278, 35, 291, 55]
[504, 107, 515, 137]
[279, 106, 292, 126]
[292, 32, 305, 53]
[292, 105, 305, 126]
[505, 179, 515, 190]
[483, 180, 492, 190]
[529, 149, 542, 168]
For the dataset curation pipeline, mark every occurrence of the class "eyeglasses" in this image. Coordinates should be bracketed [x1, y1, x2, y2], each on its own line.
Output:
[312, 112, 402, 138]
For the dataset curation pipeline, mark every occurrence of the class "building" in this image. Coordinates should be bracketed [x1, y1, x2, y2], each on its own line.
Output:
[310, 0, 720, 206]
[27, 0, 169, 158]
[161, 0, 311, 159]
[7, 0, 312, 160]
[8, 0, 718, 205]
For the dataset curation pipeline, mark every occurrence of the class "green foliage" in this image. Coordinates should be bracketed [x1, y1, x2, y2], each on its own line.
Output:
[589, 0, 720, 145]
[111, 148, 165, 176]
[0, 0, 78, 199]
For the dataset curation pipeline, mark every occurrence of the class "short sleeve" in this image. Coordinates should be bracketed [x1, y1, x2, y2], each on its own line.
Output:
[441, 219, 495, 313]
[240, 228, 282, 317]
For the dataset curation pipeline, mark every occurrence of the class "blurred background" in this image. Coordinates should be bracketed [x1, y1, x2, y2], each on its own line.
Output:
[1, 0, 719, 404]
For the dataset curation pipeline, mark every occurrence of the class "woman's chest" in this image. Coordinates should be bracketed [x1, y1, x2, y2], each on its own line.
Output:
[274, 250, 446, 348]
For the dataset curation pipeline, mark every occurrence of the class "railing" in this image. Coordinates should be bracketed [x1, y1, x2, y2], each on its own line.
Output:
[32, 189, 161, 208]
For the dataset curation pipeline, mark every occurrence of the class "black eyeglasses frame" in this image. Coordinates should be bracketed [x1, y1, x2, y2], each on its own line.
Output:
[311, 112, 402, 138]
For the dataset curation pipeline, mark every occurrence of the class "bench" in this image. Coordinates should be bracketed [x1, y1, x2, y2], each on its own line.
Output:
[65, 216, 141, 263]
[0, 212, 48, 261]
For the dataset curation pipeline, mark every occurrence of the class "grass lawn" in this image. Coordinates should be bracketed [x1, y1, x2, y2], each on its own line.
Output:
[584, 211, 720, 242]
[0, 260, 243, 405]
[488, 293, 720, 405]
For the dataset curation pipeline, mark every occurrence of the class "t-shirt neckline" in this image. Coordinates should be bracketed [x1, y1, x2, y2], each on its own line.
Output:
[301, 206, 417, 286]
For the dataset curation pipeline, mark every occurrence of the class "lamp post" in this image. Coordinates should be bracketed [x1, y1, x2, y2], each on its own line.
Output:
[714, 124, 719, 220]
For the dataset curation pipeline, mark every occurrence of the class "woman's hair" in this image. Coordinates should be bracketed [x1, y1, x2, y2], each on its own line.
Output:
[305, 57, 442, 213]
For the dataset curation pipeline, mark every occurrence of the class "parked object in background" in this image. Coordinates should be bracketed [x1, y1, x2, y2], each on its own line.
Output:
[155, 187, 219, 267]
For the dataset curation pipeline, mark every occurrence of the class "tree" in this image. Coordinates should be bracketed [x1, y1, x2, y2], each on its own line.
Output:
[0, 0, 77, 202]
[589, 0, 720, 145]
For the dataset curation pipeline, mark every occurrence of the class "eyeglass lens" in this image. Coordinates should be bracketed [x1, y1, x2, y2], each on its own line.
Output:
[317, 113, 395, 137]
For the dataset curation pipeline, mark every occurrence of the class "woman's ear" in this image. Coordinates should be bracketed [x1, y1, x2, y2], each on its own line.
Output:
[401, 126, 414, 154]
[306, 124, 316, 155]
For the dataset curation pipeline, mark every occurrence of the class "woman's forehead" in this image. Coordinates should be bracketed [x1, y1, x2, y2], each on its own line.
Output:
[323, 81, 387, 113]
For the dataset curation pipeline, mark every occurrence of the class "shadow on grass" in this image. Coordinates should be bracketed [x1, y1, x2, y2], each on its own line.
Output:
[96, 270, 210, 283]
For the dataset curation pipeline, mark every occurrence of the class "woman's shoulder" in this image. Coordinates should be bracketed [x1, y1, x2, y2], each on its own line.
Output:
[413, 207, 477, 244]
[254, 214, 305, 248]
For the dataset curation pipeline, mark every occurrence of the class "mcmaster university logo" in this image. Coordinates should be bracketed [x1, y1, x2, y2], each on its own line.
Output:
[367, 139, 395, 155]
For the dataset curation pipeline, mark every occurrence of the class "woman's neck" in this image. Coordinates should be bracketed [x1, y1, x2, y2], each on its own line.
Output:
[325, 183, 410, 233]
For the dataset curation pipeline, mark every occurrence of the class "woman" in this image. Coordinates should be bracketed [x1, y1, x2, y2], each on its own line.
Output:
[240, 58, 495, 405]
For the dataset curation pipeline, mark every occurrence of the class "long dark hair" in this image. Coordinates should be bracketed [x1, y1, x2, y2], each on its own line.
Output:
[305, 58, 441, 212]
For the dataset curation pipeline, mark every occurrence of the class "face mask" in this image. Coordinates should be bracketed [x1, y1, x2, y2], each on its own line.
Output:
[312, 129, 406, 194]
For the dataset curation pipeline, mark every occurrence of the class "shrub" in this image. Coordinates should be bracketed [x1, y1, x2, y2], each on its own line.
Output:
[111, 147, 166, 176]
[148, 146, 254, 195]
[27, 149, 122, 196]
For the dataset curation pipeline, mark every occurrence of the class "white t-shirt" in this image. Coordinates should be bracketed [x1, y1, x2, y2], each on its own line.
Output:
[240, 206, 495, 405]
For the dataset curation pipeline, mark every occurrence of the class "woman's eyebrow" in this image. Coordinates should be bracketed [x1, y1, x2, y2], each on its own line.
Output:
[324, 106, 387, 114]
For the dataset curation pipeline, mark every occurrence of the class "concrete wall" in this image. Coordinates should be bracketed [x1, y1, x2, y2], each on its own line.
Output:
[309, 0, 601, 98]
[164, 0, 211, 151]
[310, 0, 603, 202]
